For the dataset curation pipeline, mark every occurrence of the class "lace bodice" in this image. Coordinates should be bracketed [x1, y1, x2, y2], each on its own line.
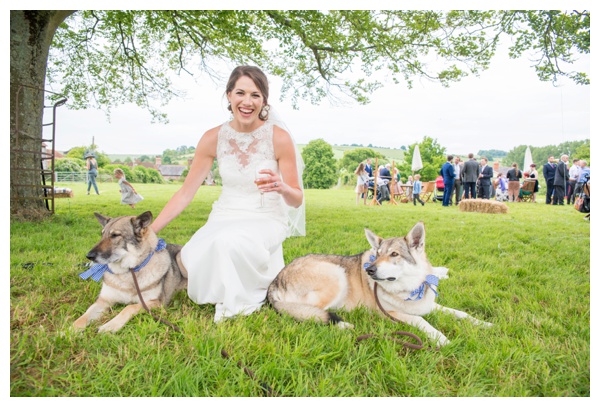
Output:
[212, 121, 286, 220]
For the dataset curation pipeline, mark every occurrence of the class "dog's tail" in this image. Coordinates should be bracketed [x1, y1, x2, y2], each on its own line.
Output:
[270, 299, 341, 325]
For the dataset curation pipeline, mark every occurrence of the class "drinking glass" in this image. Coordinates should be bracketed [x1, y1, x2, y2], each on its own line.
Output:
[255, 166, 269, 207]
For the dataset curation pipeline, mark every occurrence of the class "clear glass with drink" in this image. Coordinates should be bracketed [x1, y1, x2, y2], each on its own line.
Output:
[255, 166, 270, 207]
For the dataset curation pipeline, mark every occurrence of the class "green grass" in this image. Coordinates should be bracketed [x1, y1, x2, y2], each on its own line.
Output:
[10, 182, 590, 396]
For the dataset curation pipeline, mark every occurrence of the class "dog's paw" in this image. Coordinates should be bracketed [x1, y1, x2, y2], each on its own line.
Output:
[72, 317, 88, 330]
[60, 323, 84, 338]
[471, 318, 493, 328]
[336, 321, 355, 329]
[432, 267, 449, 279]
[436, 336, 450, 347]
[97, 320, 124, 333]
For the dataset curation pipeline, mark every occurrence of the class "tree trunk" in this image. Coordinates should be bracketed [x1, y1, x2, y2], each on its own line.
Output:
[10, 10, 74, 219]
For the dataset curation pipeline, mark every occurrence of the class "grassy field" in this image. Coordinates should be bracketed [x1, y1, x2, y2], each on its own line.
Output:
[10, 181, 590, 396]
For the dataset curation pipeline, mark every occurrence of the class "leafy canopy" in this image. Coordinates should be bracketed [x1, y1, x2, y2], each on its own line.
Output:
[48, 10, 589, 122]
[502, 140, 590, 168]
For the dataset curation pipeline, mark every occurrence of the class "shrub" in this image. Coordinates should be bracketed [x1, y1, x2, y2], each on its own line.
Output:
[55, 158, 85, 172]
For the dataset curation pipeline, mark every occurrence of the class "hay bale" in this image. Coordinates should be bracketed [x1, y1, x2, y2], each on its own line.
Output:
[458, 198, 508, 214]
[53, 187, 74, 198]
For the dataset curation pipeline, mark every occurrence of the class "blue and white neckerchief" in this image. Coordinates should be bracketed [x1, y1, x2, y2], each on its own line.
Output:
[363, 254, 376, 270]
[79, 238, 167, 282]
[405, 274, 439, 301]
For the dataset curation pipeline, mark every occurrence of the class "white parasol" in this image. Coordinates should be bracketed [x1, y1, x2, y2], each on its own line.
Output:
[524, 146, 533, 170]
[411, 145, 423, 173]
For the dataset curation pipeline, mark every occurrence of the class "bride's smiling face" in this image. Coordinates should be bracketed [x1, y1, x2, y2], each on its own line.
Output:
[228, 75, 265, 130]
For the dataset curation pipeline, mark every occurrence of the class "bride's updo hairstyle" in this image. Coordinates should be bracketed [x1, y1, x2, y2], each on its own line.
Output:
[226, 66, 270, 121]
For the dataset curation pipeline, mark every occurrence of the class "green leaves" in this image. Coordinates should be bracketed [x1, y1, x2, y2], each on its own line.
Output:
[398, 136, 447, 182]
[301, 139, 338, 189]
[48, 10, 590, 121]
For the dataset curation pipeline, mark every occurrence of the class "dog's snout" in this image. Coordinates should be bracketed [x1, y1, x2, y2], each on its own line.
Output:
[366, 264, 377, 276]
[86, 250, 97, 261]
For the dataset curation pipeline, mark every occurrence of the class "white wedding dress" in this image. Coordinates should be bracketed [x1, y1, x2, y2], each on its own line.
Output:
[181, 120, 294, 322]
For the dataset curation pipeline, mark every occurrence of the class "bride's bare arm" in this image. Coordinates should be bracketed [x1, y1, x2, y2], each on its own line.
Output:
[151, 127, 218, 233]
[273, 125, 303, 208]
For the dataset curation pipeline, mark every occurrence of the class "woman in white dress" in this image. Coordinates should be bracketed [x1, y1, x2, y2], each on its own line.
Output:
[151, 66, 304, 322]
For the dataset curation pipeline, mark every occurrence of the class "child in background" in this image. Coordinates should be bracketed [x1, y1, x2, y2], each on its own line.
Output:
[405, 175, 414, 197]
[412, 174, 425, 206]
[113, 168, 143, 208]
[495, 173, 508, 202]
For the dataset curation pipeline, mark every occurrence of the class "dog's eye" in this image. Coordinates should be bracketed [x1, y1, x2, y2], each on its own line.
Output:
[110, 233, 120, 239]
[390, 252, 399, 257]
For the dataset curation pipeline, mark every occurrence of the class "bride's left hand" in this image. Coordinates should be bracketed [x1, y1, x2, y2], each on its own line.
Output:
[255, 169, 283, 193]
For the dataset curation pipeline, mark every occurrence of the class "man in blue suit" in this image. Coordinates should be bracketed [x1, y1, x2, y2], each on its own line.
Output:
[362, 158, 373, 199]
[440, 155, 455, 206]
[477, 157, 494, 199]
[364, 158, 373, 178]
[543, 155, 556, 204]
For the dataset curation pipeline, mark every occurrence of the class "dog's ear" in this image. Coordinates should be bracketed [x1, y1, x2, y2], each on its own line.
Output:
[133, 211, 153, 231]
[365, 229, 383, 250]
[406, 222, 425, 252]
[94, 212, 111, 227]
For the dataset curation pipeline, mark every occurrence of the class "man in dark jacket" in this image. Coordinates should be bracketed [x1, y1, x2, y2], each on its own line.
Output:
[552, 154, 569, 205]
[379, 163, 392, 194]
[461, 153, 479, 199]
[440, 155, 455, 206]
[543, 155, 556, 204]
[477, 157, 494, 199]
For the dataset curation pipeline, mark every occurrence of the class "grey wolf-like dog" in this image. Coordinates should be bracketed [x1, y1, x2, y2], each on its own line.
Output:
[74, 211, 187, 333]
[267, 222, 492, 346]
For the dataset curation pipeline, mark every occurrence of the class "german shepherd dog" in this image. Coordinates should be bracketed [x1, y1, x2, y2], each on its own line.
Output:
[267, 222, 492, 346]
[73, 212, 187, 333]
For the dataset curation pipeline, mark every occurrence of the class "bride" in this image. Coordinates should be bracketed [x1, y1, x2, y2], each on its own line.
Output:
[151, 66, 305, 322]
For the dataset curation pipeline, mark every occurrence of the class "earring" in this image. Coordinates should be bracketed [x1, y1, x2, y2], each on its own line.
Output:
[260, 104, 270, 120]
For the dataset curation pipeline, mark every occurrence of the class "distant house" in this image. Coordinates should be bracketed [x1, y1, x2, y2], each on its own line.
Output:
[41, 143, 64, 170]
[157, 165, 187, 180]
[154, 156, 187, 181]
[492, 161, 512, 178]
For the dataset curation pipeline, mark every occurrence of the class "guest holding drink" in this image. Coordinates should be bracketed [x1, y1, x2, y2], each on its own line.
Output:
[151, 66, 304, 322]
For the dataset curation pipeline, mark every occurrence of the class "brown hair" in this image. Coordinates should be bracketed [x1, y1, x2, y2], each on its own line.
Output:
[225, 66, 270, 120]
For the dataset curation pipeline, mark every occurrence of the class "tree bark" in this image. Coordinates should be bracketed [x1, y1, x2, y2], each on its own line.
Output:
[10, 10, 74, 218]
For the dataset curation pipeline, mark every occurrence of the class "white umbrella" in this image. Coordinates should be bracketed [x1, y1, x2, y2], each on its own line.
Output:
[524, 146, 533, 170]
[411, 145, 423, 173]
